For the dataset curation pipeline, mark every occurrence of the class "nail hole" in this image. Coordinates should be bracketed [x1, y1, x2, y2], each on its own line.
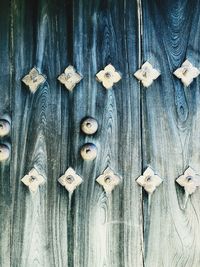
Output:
[146, 176, 151, 182]
[187, 176, 193, 182]
[105, 176, 112, 184]
[86, 122, 91, 128]
[182, 68, 188, 75]
[142, 71, 147, 78]
[30, 176, 36, 182]
[66, 175, 74, 184]
[105, 72, 111, 78]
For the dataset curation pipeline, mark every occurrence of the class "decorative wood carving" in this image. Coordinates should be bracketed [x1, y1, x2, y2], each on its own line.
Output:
[96, 167, 121, 193]
[136, 166, 162, 194]
[134, 62, 160, 87]
[0, 119, 10, 137]
[96, 64, 121, 89]
[81, 117, 98, 135]
[176, 167, 200, 194]
[58, 167, 83, 193]
[80, 143, 97, 160]
[21, 168, 45, 193]
[173, 60, 200, 86]
[58, 65, 83, 91]
[22, 68, 46, 93]
[0, 144, 10, 161]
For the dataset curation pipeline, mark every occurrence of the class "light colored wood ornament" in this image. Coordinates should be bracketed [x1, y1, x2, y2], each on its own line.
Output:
[81, 117, 98, 135]
[58, 167, 83, 193]
[21, 168, 45, 193]
[0, 119, 10, 137]
[173, 60, 200, 86]
[58, 65, 83, 91]
[0, 144, 10, 161]
[96, 167, 122, 194]
[136, 166, 162, 194]
[96, 64, 121, 89]
[80, 143, 97, 160]
[134, 61, 160, 87]
[176, 167, 200, 195]
[22, 67, 46, 93]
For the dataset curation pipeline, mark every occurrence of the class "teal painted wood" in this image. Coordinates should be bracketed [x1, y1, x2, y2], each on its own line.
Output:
[0, 1, 11, 266]
[141, 0, 200, 266]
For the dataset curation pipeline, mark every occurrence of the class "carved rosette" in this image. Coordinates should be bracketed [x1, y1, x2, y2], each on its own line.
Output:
[22, 68, 46, 93]
[173, 60, 200, 86]
[21, 168, 45, 193]
[176, 167, 200, 195]
[136, 167, 162, 194]
[58, 167, 83, 193]
[96, 167, 121, 193]
[134, 61, 160, 87]
[96, 64, 121, 89]
[58, 65, 83, 91]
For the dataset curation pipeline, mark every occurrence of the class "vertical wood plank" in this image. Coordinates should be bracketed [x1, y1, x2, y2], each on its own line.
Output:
[0, 1, 11, 266]
[44, 0, 70, 266]
[71, 0, 143, 266]
[9, 0, 144, 266]
[142, 0, 200, 266]
[10, 1, 50, 266]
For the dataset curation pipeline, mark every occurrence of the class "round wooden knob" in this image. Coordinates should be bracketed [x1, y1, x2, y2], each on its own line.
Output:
[0, 144, 10, 161]
[81, 117, 98, 135]
[0, 119, 10, 137]
[80, 143, 97, 160]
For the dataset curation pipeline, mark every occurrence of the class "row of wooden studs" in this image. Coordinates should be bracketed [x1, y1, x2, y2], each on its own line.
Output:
[0, 118, 198, 196]
[22, 59, 200, 93]
[21, 166, 200, 196]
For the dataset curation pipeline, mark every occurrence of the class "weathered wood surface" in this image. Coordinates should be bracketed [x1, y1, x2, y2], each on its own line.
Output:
[4, 0, 143, 266]
[1, 0, 200, 266]
[70, 1, 143, 266]
[10, 1, 49, 266]
[0, 1, 11, 266]
[142, 0, 200, 266]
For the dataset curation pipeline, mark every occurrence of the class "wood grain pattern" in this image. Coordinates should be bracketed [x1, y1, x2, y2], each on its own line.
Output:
[2, 0, 200, 266]
[60, 1, 143, 266]
[141, 0, 200, 266]
[7, 0, 143, 266]
[0, 1, 11, 266]
[10, 0, 49, 266]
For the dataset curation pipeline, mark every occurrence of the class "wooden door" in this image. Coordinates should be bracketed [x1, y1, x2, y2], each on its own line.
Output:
[0, 0, 200, 266]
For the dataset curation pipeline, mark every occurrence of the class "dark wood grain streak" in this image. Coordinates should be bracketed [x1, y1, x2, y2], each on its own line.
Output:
[3, 0, 200, 266]
[44, 0, 69, 266]
[10, 0, 50, 266]
[70, 0, 143, 266]
[0, 1, 11, 266]
[7, 0, 144, 266]
[142, 0, 200, 266]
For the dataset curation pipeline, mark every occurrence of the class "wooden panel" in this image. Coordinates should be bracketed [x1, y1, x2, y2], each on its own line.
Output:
[62, 0, 143, 266]
[10, 1, 50, 266]
[0, 1, 11, 266]
[3, 0, 200, 266]
[142, 0, 200, 266]
[9, 0, 143, 266]
[45, 0, 71, 266]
